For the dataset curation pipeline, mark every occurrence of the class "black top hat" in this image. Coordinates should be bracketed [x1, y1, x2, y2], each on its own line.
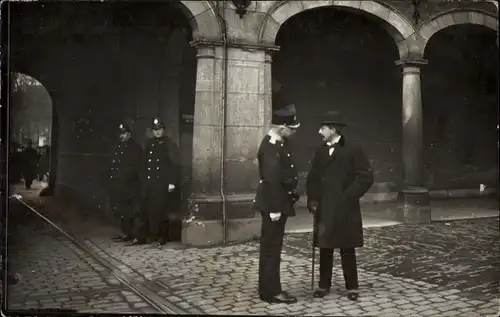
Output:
[321, 111, 346, 127]
[272, 104, 300, 128]
[118, 123, 132, 134]
[151, 117, 165, 129]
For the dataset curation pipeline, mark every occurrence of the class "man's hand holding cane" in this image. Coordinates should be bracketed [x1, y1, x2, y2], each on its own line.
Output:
[307, 201, 319, 292]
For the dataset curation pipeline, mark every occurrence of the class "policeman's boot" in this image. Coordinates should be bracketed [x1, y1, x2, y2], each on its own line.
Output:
[347, 289, 359, 301]
[111, 233, 127, 241]
[125, 238, 146, 246]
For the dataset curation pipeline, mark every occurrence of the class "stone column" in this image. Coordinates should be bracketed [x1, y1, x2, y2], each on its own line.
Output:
[182, 43, 224, 246]
[395, 59, 431, 224]
[182, 42, 278, 247]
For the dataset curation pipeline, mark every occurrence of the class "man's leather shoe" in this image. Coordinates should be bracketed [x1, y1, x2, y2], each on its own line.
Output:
[125, 238, 146, 246]
[313, 288, 330, 298]
[347, 290, 359, 301]
[260, 292, 297, 304]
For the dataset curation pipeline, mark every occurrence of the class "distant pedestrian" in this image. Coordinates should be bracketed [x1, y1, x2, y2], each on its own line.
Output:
[306, 111, 373, 301]
[254, 104, 301, 304]
[9, 141, 22, 184]
[21, 139, 39, 189]
[37, 145, 50, 181]
[128, 117, 179, 247]
[107, 123, 143, 243]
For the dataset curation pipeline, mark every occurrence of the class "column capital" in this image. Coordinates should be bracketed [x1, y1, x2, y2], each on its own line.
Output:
[190, 38, 280, 52]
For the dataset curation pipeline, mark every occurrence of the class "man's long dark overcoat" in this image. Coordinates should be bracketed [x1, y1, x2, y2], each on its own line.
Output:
[306, 136, 373, 249]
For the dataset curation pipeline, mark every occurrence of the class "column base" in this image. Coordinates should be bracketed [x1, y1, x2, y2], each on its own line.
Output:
[182, 193, 261, 246]
[397, 187, 431, 224]
[181, 217, 261, 247]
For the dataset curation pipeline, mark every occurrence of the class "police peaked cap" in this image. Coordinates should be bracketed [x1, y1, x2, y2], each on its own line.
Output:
[118, 123, 132, 133]
[152, 117, 165, 129]
[321, 110, 346, 127]
[272, 104, 300, 128]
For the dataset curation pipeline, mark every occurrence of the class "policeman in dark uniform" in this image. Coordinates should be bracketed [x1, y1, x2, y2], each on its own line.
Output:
[254, 104, 301, 304]
[108, 123, 143, 242]
[128, 117, 178, 247]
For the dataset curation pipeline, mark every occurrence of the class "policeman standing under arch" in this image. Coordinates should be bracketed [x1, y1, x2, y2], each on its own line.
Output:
[108, 123, 143, 243]
[127, 117, 179, 246]
[254, 104, 301, 304]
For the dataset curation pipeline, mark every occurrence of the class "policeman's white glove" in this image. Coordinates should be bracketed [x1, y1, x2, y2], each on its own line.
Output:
[269, 212, 281, 222]
[168, 184, 175, 192]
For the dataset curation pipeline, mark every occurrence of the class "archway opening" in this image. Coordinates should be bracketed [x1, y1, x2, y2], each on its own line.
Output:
[9, 1, 198, 240]
[8, 73, 53, 190]
[422, 24, 498, 190]
[273, 7, 402, 198]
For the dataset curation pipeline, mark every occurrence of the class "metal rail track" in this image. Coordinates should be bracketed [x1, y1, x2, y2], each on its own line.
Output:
[13, 197, 187, 315]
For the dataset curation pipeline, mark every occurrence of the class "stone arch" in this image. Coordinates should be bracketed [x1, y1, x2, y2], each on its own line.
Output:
[258, 1, 415, 53]
[177, 0, 222, 40]
[419, 10, 498, 55]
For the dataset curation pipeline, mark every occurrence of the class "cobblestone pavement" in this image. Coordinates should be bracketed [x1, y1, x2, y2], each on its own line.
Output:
[6, 200, 159, 314]
[11, 186, 500, 316]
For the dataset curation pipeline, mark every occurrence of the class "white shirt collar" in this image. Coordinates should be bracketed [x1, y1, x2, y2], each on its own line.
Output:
[326, 135, 341, 146]
[267, 129, 283, 145]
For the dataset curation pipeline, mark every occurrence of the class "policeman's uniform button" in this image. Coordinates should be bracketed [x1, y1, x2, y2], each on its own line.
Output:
[150, 151, 152, 154]
[148, 176, 151, 179]
[259, 180, 262, 183]
[157, 167, 159, 170]
[287, 153, 290, 157]
[291, 164, 294, 167]
[149, 159, 151, 162]
[110, 176, 113, 179]
[157, 176, 159, 179]
[148, 168, 151, 170]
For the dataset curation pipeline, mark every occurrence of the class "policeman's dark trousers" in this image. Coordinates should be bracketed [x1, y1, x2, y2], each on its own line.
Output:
[319, 248, 359, 290]
[258, 212, 288, 298]
[110, 197, 135, 237]
[134, 197, 170, 242]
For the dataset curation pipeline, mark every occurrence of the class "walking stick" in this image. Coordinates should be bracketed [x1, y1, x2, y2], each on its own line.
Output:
[311, 210, 317, 291]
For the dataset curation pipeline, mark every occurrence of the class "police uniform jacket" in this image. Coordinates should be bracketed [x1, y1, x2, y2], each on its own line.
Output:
[306, 136, 373, 248]
[253, 134, 299, 217]
[108, 138, 143, 196]
[141, 136, 178, 194]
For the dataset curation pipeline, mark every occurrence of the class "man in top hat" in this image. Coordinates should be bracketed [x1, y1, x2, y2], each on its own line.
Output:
[254, 104, 301, 304]
[306, 111, 373, 301]
[108, 123, 143, 242]
[128, 117, 179, 247]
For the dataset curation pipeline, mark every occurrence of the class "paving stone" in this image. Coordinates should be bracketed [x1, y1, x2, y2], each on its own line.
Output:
[12, 193, 499, 317]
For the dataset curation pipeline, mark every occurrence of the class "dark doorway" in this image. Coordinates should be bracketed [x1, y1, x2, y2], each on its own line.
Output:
[423, 24, 498, 189]
[273, 7, 402, 194]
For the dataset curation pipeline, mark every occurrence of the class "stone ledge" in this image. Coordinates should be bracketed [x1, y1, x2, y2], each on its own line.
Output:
[181, 217, 260, 247]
